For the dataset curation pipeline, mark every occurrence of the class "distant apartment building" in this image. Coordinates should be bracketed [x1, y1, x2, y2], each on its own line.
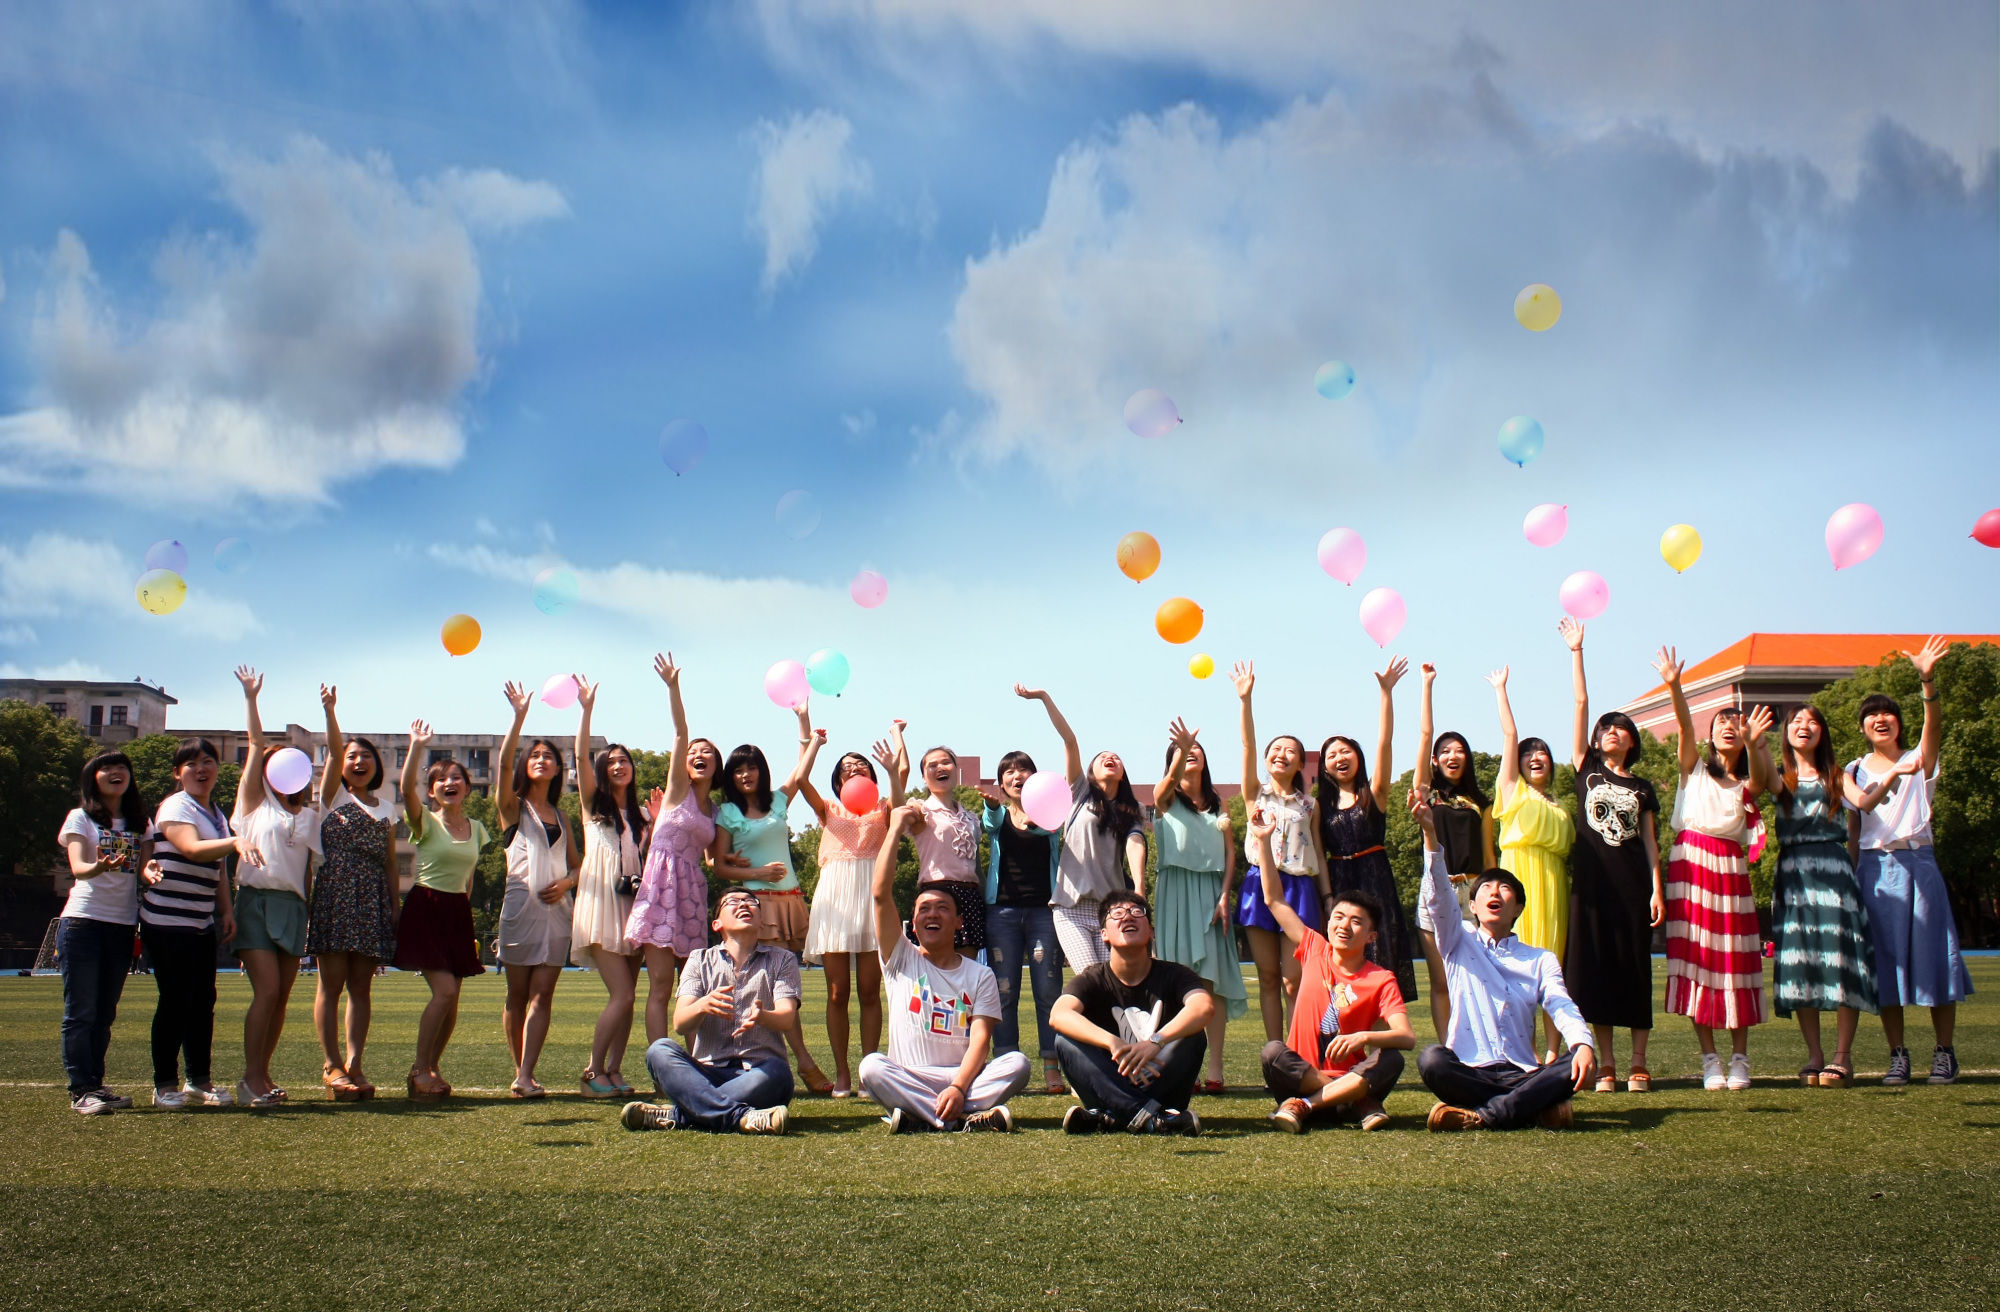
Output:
[0, 677, 177, 742]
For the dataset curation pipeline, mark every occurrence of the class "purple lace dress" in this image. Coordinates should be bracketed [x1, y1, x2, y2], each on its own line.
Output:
[624, 791, 714, 956]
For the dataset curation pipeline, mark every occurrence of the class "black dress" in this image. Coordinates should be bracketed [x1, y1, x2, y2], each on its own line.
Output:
[1425, 791, 1488, 927]
[1320, 800, 1418, 1001]
[1564, 766, 1659, 1030]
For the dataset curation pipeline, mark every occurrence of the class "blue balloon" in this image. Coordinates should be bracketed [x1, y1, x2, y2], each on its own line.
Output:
[1313, 360, 1356, 400]
[805, 647, 850, 697]
[658, 419, 709, 476]
[1497, 416, 1545, 467]
[213, 538, 253, 575]
[533, 567, 580, 616]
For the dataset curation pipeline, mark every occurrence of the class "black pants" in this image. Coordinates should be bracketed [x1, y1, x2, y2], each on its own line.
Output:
[141, 925, 216, 1089]
[1054, 1033, 1205, 1124]
[1417, 1044, 1573, 1129]
[1261, 1039, 1404, 1122]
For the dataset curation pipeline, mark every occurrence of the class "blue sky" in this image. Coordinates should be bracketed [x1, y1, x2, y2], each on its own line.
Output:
[1, 0, 1995, 782]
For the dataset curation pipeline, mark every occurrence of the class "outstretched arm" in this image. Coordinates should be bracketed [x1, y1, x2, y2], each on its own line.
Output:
[871, 723, 909, 808]
[1652, 646, 1698, 777]
[779, 703, 825, 801]
[1414, 664, 1437, 792]
[1562, 618, 1589, 771]
[1155, 718, 1199, 812]
[574, 676, 598, 814]
[655, 653, 693, 807]
[497, 680, 532, 827]
[1371, 657, 1407, 811]
[1017, 685, 1082, 784]
[1247, 808, 1309, 948]
[235, 666, 267, 816]
[317, 684, 344, 808]
[1488, 668, 1519, 798]
[871, 806, 918, 964]
[1233, 661, 1259, 803]
[1906, 635, 1948, 775]
[1410, 789, 1462, 958]
[401, 721, 432, 843]
[1743, 704, 1776, 795]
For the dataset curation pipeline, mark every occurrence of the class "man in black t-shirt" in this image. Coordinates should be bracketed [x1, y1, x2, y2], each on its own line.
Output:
[1049, 890, 1214, 1136]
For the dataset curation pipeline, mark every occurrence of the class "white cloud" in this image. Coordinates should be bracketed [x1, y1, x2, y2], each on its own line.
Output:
[0, 623, 36, 646]
[752, 109, 871, 294]
[0, 532, 263, 640]
[0, 137, 566, 505]
[0, 659, 110, 680]
[840, 407, 877, 437]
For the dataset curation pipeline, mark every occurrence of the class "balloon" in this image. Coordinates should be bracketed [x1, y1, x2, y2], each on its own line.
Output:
[839, 775, 879, 814]
[1116, 531, 1161, 583]
[1660, 524, 1703, 573]
[1523, 503, 1568, 548]
[265, 748, 314, 796]
[533, 567, 579, 616]
[134, 570, 186, 616]
[540, 673, 579, 709]
[1123, 388, 1181, 439]
[213, 538, 253, 574]
[1154, 597, 1203, 645]
[658, 419, 709, 476]
[1514, 284, 1562, 332]
[1971, 509, 2000, 548]
[144, 539, 188, 574]
[440, 613, 481, 656]
[1316, 527, 1366, 585]
[1188, 653, 1214, 680]
[1497, 416, 1545, 467]
[849, 569, 888, 609]
[764, 659, 810, 709]
[1825, 503, 1884, 571]
[776, 490, 820, 540]
[805, 648, 850, 697]
[1357, 587, 1405, 648]
[1313, 361, 1356, 400]
[1559, 570, 1610, 620]
[1021, 771, 1073, 831]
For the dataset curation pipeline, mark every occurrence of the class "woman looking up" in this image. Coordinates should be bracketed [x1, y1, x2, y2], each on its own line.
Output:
[496, 680, 580, 1099]
[1315, 657, 1417, 1004]
[1152, 716, 1243, 1092]
[1488, 665, 1576, 1062]
[570, 678, 647, 1098]
[393, 721, 488, 1101]
[1412, 662, 1494, 1043]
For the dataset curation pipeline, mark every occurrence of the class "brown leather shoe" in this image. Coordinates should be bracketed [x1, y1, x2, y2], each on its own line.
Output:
[1537, 1100, 1575, 1130]
[1426, 1102, 1482, 1132]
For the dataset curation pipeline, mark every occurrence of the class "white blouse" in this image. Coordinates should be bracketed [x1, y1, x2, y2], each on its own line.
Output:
[1670, 765, 1749, 842]
[237, 796, 322, 897]
[1850, 749, 1937, 849]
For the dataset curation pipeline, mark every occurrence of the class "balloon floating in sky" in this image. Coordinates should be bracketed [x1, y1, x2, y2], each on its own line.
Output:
[805, 648, 850, 697]
[1559, 570, 1610, 620]
[1660, 524, 1703, 573]
[540, 673, 579, 710]
[764, 659, 810, 710]
[1313, 361, 1356, 400]
[1316, 527, 1366, 585]
[1970, 509, 2000, 548]
[144, 540, 189, 574]
[135, 570, 187, 616]
[1116, 531, 1161, 583]
[1154, 597, 1203, 645]
[849, 569, 888, 609]
[776, 490, 821, 540]
[440, 613, 481, 656]
[265, 747, 314, 797]
[1021, 771, 1073, 831]
[1825, 503, 1884, 571]
[1123, 389, 1181, 439]
[1497, 416, 1545, 467]
[1523, 504, 1568, 549]
[658, 419, 709, 476]
[533, 567, 580, 616]
[839, 775, 879, 815]
[1514, 284, 1562, 332]
[1188, 653, 1214, 680]
[213, 538, 253, 575]
[1358, 586, 1405, 648]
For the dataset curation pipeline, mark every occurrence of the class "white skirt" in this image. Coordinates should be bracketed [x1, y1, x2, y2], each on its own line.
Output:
[803, 856, 878, 963]
[570, 836, 636, 966]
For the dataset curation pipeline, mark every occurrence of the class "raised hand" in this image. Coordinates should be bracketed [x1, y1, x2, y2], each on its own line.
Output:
[1377, 656, 1409, 691]
[1652, 646, 1683, 685]
[319, 684, 337, 712]
[1246, 806, 1274, 841]
[503, 681, 532, 717]
[1230, 660, 1254, 699]
[1167, 716, 1199, 755]
[653, 652, 680, 689]
[647, 786, 667, 817]
[1744, 704, 1775, 743]
[575, 677, 597, 713]
[1420, 662, 1437, 685]
[1558, 617, 1584, 651]
[235, 665, 262, 696]
[1405, 786, 1436, 836]
[1905, 635, 1948, 680]
[869, 738, 898, 770]
[1012, 683, 1045, 701]
[409, 719, 433, 748]
[1485, 666, 1509, 689]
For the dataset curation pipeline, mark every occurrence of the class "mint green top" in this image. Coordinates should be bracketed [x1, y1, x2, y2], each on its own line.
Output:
[717, 800, 800, 892]
[1155, 795, 1227, 873]
[410, 810, 488, 895]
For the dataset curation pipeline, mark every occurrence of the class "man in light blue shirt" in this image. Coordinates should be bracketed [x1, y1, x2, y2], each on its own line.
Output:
[1410, 791, 1596, 1131]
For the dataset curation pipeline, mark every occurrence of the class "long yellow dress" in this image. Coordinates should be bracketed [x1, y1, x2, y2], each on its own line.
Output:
[1495, 780, 1576, 957]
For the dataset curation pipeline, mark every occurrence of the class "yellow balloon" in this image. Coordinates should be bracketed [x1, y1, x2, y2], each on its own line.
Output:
[134, 569, 187, 616]
[1188, 653, 1214, 680]
[1660, 524, 1703, 574]
[1514, 283, 1562, 332]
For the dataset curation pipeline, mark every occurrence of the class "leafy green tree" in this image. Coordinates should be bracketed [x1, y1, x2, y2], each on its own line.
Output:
[115, 731, 241, 820]
[0, 701, 96, 877]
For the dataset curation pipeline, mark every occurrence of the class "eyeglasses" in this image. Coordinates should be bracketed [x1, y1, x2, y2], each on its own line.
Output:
[719, 895, 762, 913]
[1104, 907, 1151, 925]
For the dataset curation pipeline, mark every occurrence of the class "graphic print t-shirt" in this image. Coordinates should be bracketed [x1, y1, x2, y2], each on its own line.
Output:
[1575, 768, 1657, 850]
[1063, 959, 1209, 1044]
[1285, 929, 1405, 1076]
[883, 934, 1002, 1069]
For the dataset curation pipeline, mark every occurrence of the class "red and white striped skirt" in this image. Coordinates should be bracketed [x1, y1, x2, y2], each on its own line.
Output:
[1663, 829, 1766, 1029]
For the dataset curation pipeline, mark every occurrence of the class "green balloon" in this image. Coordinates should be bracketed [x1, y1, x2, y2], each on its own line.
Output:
[805, 648, 850, 697]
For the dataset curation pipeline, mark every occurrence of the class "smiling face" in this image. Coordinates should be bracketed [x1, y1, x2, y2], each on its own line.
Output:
[429, 760, 470, 807]
[1862, 709, 1902, 751]
[603, 749, 634, 788]
[1788, 708, 1823, 753]
[911, 887, 961, 951]
[1433, 738, 1468, 782]
[1099, 898, 1154, 950]
[686, 740, 720, 781]
[1176, 743, 1206, 792]
[714, 890, 761, 934]
[998, 759, 1032, 800]
[730, 759, 762, 795]
[176, 752, 219, 798]
[94, 761, 131, 799]
[1265, 736, 1302, 789]
[1325, 900, 1378, 955]
[525, 742, 561, 784]
[1520, 744, 1554, 786]
[1325, 739, 1359, 785]
[341, 742, 377, 789]
[1089, 752, 1125, 792]
[921, 749, 958, 794]
[1710, 712, 1743, 753]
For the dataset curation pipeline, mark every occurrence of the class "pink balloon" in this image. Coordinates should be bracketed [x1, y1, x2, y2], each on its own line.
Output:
[265, 747, 313, 796]
[850, 569, 888, 609]
[540, 673, 579, 709]
[1559, 570, 1610, 620]
[1357, 586, 1405, 648]
[764, 660, 810, 709]
[1974, 509, 2000, 548]
[1021, 771, 1074, 832]
[1825, 503, 1884, 570]
[1316, 527, 1366, 585]
[1523, 503, 1568, 548]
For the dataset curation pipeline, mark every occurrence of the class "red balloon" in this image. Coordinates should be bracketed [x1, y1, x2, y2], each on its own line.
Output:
[839, 775, 880, 814]
[1973, 509, 2000, 548]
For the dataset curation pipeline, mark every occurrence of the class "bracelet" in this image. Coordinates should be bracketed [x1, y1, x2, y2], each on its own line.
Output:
[1922, 694, 1938, 703]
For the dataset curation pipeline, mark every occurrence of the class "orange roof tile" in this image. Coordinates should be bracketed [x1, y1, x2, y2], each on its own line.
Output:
[1624, 633, 2000, 706]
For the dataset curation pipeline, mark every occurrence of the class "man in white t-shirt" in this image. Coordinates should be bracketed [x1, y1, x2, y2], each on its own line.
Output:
[857, 806, 1030, 1131]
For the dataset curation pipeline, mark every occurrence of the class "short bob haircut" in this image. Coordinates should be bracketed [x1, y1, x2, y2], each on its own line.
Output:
[1471, 866, 1527, 907]
[169, 738, 222, 795]
[826, 751, 878, 803]
[1857, 693, 1909, 751]
[78, 750, 148, 830]
[994, 749, 1037, 783]
[338, 736, 386, 793]
[1328, 887, 1383, 931]
[1585, 710, 1646, 772]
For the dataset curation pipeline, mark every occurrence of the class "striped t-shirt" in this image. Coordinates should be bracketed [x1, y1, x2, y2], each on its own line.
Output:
[142, 792, 232, 932]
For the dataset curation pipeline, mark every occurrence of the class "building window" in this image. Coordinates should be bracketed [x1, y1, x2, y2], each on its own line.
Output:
[428, 749, 453, 768]
[46, 701, 65, 718]
[468, 748, 491, 773]
[109, 705, 128, 726]
[396, 746, 409, 766]
[237, 746, 249, 766]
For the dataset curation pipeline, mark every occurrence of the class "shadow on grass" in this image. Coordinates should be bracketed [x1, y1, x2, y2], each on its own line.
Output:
[532, 1139, 591, 1148]
[247, 1099, 481, 1118]
[1577, 1106, 1721, 1132]
[522, 1117, 595, 1127]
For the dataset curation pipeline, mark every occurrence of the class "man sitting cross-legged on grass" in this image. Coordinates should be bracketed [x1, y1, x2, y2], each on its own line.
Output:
[1409, 789, 1595, 1131]
[1050, 890, 1214, 1136]
[857, 806, 1029, 1132]
[1245, 808, 1414, 1133]
[621, 888, 796, 1135]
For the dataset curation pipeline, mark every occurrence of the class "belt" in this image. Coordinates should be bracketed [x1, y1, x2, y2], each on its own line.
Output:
[1329, 845, 1386, 861]
[1869, 839, 1931, 853]
[754, 888, 805, 896]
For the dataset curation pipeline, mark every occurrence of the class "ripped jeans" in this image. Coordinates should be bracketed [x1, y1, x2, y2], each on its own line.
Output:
[986, 904, 1064, 1058]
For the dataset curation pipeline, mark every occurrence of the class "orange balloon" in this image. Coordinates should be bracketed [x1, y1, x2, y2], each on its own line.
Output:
[1116, 531, 1161, 583]
[1154, 597, 1203, 645]
[441, 613, 481, 656]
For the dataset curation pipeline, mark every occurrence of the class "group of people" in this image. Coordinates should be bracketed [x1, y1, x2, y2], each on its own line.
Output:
[51, 632, 1973, 1135]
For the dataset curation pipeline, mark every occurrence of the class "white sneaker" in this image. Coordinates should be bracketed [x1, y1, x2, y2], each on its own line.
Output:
[1726, 1054, 1752, 1091]
[183, 1082, 234, 1107]
[1700, 1053, 1726, 1091]
[153, 1086, 187, 1109]
[737, 1105, 788, 1135]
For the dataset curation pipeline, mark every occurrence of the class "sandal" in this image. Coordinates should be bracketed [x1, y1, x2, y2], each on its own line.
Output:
[798, 1061, 835, 1096]
[580, 1073, 621, 1099]
[509, 1079, 547, 1100]
[322, 1063, 363, 1103]
[407, 1071, 447, 1103]
[1625, 1066, 1651, 1093]
[1200, 1078, 1226, 1095]
[1595, 1066, 1619, 1094]
[608, 1074, 634, 1096]
[1798, 1062, 1824, 1087]
[1818, 1060, 1852, 1089]
[349, 1073, 377, 1101]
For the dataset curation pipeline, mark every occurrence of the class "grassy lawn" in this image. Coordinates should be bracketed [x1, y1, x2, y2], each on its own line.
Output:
[3, 959, 1997, 1311]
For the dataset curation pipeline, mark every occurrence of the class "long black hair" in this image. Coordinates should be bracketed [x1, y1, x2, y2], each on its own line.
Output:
[512, 737, 567, 804]
[1315, 735, 1374, 815]
[721, 743, 774, 812]
[78, 750, 148, 830]
[1777, 705, 1837, 818]
[1583, 711, 1645, 773]
[826, 751, 878, 802]
[1703, 709, 1750, 782]
[1161, 740, 1221, 815]
[591, 742, 647, 837]
[1085, 753, 1146, 846]
[1429, 731, 1490, 808]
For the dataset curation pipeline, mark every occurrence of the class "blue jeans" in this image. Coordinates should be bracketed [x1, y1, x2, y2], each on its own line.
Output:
[644, 1039, 793, 1132]
[986, 904, 1063, 1058]
[59, 917, 134, 1096]
[1055, 1033, 1206, 1123]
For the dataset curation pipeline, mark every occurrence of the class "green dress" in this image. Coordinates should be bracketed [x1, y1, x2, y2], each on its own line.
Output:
[1153, 797, 1247, 1019]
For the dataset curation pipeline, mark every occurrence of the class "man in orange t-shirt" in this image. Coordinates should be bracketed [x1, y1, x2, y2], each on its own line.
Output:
[1249, 809, 1416, 1132]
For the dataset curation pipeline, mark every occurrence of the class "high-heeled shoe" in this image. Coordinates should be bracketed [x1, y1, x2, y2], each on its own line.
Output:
[322, 1063, 362, 1103]
[797, 1060, 835, 1096]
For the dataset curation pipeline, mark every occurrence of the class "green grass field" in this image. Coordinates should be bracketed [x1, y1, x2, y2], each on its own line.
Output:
[4, 959, 1998, 1311]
